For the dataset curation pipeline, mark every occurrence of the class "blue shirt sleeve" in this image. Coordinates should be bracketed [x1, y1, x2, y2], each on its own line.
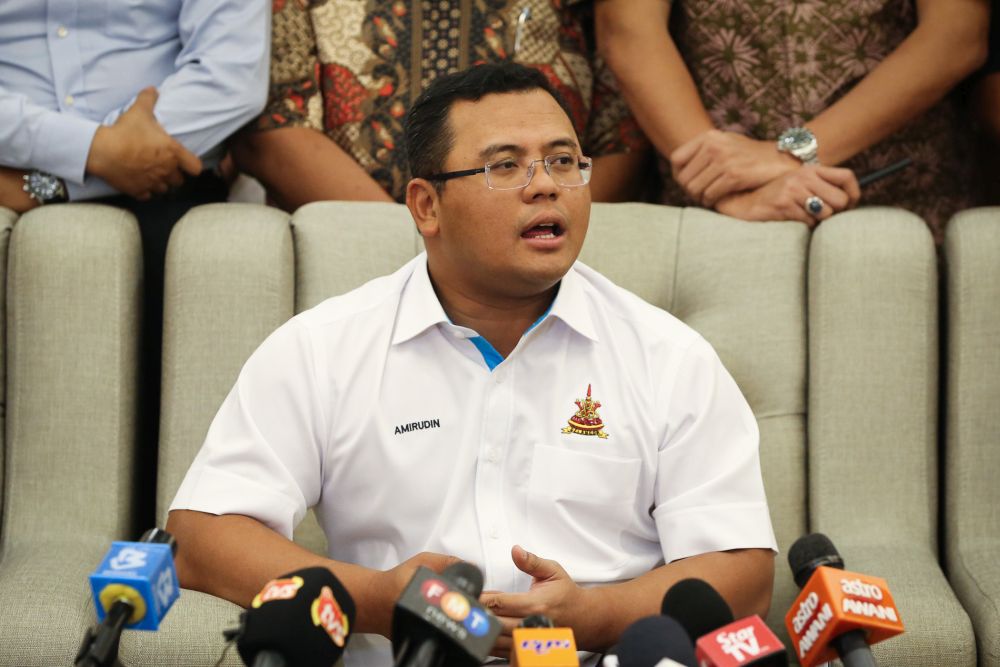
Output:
[68, 0, 271, 200]
[0, 86, 100, 186]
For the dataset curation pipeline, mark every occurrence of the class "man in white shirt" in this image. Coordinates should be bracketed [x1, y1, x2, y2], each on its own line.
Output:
[167, 62, 776, 665]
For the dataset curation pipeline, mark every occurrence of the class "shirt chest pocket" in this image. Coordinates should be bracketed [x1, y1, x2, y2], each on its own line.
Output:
[104, 0, 179, 43]
[524, 445, 642, 580]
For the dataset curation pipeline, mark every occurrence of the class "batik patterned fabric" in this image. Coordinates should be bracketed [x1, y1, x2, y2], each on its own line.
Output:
[666, 0, 977, 241]
[259, 0, 644, 202]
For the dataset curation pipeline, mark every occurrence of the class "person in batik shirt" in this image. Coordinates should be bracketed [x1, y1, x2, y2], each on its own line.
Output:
[596, 0, 989, 241]
[233, 0, 648, 210]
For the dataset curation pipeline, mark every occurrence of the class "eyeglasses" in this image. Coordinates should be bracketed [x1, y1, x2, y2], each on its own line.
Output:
[424, 153, 593, 190]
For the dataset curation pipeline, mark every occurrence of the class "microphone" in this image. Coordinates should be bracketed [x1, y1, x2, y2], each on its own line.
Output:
[76, 528, 181, 667]
[602, 615, 697, 667]
[662, 578, 786, 666]
[660, 578, 733, 640]
[235, 566, 356, 667]
[511, 614, 579, 667]
[784, 533, 904, 667]
[391, 561, 502, 667]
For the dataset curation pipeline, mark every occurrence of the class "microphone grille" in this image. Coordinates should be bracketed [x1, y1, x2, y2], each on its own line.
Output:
[788, 533, 844, 588]
[521, 614, 555, 628]
[443, 561, 484, 597]
[660, 578, 733, 641]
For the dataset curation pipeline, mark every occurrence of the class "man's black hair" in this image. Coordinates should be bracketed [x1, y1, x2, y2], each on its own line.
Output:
[404, 62, 575, 182]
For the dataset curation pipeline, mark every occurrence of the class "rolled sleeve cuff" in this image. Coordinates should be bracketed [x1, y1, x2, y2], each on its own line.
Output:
[169, 466, 301, 540]
[35, 113, 100, 185]
[654, 501, 778, 564]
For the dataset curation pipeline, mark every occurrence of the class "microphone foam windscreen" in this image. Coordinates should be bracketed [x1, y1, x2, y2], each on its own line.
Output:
[660, 578, 734, 642]
[237, 566, 356, 667]
[787, 533, 845, 588]
[615, 615, 697, 667]
[443, 561, 484, 597]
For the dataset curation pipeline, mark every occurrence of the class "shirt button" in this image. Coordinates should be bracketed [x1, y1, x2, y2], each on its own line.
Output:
[494, 371, 506, 384]
[489, 526, 500, 539]
[57, 26, 68, 38]
[64, 94, 75, 106]
[487, 448, 500, 463]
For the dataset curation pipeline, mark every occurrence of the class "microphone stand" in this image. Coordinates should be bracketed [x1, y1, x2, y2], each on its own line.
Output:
[75, 599, 134, 667]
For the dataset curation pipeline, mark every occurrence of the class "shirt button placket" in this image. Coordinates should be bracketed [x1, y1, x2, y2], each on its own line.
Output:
[477, 365, 513, 589]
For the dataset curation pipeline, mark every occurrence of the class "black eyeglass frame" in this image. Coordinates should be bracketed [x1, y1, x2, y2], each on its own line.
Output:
[422, 154, 594, 190]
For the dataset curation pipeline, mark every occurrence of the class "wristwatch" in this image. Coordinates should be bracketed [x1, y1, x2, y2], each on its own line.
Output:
[776, 127, 819, 165]
[22, 170, 68, 204]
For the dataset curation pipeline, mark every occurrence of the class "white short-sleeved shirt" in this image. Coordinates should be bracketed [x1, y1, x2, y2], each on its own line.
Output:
[171, 253, 777, 666]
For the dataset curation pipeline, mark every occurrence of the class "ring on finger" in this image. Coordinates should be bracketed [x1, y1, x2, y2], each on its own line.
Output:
[805, 195, 825, 217]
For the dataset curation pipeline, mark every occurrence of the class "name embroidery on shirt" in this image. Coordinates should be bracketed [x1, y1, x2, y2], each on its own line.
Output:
[561, 384, 609, 439]
[394, 419, 442, 435]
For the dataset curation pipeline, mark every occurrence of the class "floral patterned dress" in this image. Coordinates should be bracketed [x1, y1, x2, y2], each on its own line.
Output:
[666, 0, 977, 240]
[257, 0, 644, 202]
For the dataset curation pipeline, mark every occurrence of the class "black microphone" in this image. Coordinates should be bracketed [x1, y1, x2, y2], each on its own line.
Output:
[603, 615, 697, 667]
[786, 534, 902, 667]
[391, 561, 502, 667]
[661, 578, 734, 640]
[235, 566, 356, 667]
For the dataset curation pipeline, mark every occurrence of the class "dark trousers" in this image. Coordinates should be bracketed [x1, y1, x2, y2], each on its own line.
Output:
[94, 172, 228, 533]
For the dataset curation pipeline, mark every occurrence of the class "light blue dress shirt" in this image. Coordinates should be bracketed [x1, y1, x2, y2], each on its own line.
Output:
[0, 0, 269, 200]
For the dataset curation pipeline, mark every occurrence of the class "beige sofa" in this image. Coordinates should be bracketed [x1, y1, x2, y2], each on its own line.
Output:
[0, 201, 992, 665]
[944, 209, 1000, 667]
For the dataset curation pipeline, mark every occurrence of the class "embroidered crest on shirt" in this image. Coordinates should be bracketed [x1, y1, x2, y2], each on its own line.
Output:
[561, 384, 608, 439]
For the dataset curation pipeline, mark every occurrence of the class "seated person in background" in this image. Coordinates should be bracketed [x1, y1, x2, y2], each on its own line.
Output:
[971, 0, 1000, 203]
[0, 0, 269, 526]
[167, 63, 777, 666]
[231, 0, 648, 209]
[596, 0, 989, 241]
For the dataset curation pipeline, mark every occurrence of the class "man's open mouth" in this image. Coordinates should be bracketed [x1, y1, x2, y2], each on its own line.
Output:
[521, 222, 565, 240]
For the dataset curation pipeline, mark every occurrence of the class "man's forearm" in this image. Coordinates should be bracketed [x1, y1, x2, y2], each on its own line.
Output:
[231, 126, 394, 210]
[808, 0, 988, 165]
[595, 0, 714, 159]
[165, 510, 391, 635]
[582, 548, 775, 650]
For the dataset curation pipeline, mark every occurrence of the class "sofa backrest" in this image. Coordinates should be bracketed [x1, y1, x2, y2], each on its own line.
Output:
[3, 205, 142, 545]
[156, 204, 295, 525]
[0, 209, 14, 529]
[943, 208, 1000, 664]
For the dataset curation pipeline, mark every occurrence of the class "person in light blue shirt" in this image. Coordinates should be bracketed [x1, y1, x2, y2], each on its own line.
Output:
[0, 0, 269, 208]
[0, 0, 270, 529]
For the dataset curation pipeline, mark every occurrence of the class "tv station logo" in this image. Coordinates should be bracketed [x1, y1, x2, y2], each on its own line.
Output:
[251, 575, 304, 608]
[420, 577, 491, 638]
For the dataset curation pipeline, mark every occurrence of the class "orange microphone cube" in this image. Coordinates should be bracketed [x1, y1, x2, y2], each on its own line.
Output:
[785, 565, 904, 666]
[511, 627, 580, 667]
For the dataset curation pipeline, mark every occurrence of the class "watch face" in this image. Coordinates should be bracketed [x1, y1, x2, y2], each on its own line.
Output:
[27, 171, 64, 202]
[778, 128, 814, 152]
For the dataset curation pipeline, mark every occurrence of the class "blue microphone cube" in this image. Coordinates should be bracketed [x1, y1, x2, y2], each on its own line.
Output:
[89, 541, 179, 631]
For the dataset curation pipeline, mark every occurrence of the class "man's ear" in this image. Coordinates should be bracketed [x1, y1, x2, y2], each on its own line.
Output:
[406, 178, 441, 238]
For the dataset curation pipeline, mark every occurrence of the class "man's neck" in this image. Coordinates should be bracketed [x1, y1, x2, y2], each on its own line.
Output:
[428, 271, 558, 359]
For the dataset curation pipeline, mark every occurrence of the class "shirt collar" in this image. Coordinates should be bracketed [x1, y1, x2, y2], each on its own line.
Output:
[392, 254, 452, 345]
[391, 255, 599, 345]
[546, 262, 599, 342]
